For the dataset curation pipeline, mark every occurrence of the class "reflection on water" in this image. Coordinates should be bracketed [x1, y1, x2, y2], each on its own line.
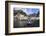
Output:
[14, 17, 39, 28]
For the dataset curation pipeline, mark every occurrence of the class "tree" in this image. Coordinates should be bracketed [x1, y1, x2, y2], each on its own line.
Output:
[36, 11, 39, 17]
[14, 9, 27, 16]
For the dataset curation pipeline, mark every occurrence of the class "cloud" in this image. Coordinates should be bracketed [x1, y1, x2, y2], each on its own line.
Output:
[14, 7, 39, 15]
[21, 8, 39, 15]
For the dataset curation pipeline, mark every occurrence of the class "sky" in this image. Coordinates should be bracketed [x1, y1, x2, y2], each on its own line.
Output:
[14, 7, 39, 15]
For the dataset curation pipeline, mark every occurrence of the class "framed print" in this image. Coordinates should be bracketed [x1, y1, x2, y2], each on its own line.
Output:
[5, 1, 45, 35]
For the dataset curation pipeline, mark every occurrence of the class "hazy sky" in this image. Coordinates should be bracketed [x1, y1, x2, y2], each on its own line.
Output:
[14, 8, 39, 15]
